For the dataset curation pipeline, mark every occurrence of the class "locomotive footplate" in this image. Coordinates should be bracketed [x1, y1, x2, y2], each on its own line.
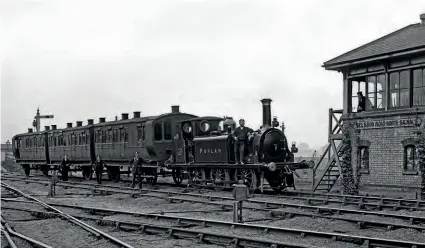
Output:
[169, 161, 311, 171]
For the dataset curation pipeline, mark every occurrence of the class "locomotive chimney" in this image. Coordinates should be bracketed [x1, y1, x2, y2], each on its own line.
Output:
[87, 119, 94, 125]
[260, 98, 272, 127]
[44, 126, 50, 131]
[171, 105, 180, 113]
[99, 117, 106, 123]
[28, 128, 33, 133]
[121, 113, 129, 120]
[133, 111, 141, 119]
[66, 123, 73, 128]
[76, 121, 83, 127]
[51, 125, 57, 130]
[421, 13, 425, 25]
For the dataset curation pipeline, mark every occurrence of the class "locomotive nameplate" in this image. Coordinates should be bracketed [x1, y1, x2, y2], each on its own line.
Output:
[194, 137, 229, 163]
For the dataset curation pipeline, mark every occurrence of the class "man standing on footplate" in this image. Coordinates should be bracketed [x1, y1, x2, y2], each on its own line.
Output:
[233, 119, 253, 164]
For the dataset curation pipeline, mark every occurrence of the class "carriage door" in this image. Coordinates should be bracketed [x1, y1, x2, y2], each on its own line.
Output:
[14, 138, 21, 159]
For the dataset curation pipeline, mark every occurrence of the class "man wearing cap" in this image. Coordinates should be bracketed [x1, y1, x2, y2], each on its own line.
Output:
[233, 119, 253, 164]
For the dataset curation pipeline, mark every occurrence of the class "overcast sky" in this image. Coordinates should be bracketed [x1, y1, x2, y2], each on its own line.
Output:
[1, 0, 424, 149]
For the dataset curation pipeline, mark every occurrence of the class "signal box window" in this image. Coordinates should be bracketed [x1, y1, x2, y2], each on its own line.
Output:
[404, 145, 417, 172]
[357, 146, 369, 171]
[154, 122, 163, 141]
[413, 69, 425, 106]
[164, 121, 172, 140]
[351, 74, 386, 113]
[390, 70, 410, 108]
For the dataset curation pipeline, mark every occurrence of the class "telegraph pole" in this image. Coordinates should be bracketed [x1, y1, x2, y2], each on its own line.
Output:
[33, 107, 54, 132]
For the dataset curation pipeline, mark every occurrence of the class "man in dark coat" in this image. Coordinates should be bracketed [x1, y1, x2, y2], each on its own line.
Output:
[129, 152, 147, 188]
[61, 154, 70, 181]
[93, 155, 104, 184]
[357, 92, 366, 113]
[233, 119, 253, 164]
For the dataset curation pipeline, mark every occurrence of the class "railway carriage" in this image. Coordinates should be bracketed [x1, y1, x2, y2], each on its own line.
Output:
[12, 128, 49, 176]
[92, 108, 196, 182]
[12, 106, 197, 183]
[46, 121, 95, 178]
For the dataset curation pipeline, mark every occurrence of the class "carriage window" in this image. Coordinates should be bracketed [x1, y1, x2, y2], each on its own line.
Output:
[101, 130, 106, 143]
[142, 125, 146, 142]
[96, 132, 99, 143]
[164, 121, 172, 140]
[137, 127, 143, 142]
[124, 128, 129, 142]
[154, 122, 163, 141]
[120, 129, 124, 142]
[404, 145, 418, 172]
[109, 130, 113, 143]
[357, 146, 369, 170]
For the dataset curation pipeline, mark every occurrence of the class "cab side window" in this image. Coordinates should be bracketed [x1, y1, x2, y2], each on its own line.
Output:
[164, 121, 172, 140]
[154, 122, 163, 141]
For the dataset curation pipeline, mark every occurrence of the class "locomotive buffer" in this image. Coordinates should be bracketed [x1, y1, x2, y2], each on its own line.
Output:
[232, 180, 249, 223]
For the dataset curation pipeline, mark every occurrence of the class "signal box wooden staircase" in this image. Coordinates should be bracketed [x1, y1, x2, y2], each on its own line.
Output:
[312, 109, 344, 192]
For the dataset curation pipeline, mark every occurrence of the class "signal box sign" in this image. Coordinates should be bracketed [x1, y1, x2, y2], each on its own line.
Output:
[354, 118, 421, 130]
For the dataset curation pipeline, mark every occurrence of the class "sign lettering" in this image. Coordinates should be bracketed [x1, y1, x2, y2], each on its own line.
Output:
[199, 148, 222, 154]
[354, 118, 420, 129]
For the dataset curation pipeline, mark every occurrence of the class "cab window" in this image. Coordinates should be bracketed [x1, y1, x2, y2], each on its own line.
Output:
[154, 122, 163, 141]
[164, 121, 172, 140]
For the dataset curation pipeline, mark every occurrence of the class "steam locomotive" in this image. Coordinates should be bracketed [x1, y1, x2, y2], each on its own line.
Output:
[168, 99, 312, 192]
[12, 98, 313, 192]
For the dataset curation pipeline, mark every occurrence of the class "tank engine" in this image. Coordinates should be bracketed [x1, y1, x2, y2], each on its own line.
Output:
[169, 98, 313, 192]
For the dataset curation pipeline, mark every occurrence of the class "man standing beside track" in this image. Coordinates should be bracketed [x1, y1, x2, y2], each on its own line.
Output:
[93, 155, 104, 184]
[61, 154, 70, 181]
[129, 152, 147, 189]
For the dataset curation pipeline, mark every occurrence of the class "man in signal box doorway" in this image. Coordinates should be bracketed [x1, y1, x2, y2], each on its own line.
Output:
[233, 119, 253, 164]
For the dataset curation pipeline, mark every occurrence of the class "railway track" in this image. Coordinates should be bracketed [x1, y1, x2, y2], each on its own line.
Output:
[1, 182, 327, 248]
[1, 182, 136, 248]
[2, 192, 425, 247]
[3, 173, 425, 212]
[3, 176, 425, 232]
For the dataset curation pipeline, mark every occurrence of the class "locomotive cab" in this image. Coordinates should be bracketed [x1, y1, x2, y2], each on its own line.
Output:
[174, 117, 227, 164]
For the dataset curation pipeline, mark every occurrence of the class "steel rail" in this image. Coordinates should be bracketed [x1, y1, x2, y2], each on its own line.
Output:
[272, 192, 425, 208]
[3, 204, 425, 248]
[3, 173, 425, 209]
[1, 182, 135, 248]
[1, 216, 53, 248]
[0, 224, 18, 248]
[3, 177, 425, 228]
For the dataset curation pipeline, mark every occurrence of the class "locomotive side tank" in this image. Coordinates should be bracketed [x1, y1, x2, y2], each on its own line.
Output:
[169, 99, 313, 192]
